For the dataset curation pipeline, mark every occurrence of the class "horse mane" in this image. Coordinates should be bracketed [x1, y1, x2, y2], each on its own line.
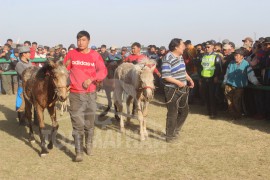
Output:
[36, 60, 66, 79]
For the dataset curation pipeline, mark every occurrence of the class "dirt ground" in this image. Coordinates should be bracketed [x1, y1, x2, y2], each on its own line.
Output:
[0, 92, 270, 180]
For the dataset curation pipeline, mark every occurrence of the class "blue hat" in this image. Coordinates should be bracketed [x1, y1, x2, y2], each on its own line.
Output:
[91, 45, 97, 50]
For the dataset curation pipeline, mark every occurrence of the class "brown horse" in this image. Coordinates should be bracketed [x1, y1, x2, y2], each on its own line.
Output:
[22, 60, 69, 156]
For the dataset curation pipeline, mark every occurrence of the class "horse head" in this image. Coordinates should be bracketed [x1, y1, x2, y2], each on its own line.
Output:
[46, 60, 69, 102]
[137, 59, 156, 101]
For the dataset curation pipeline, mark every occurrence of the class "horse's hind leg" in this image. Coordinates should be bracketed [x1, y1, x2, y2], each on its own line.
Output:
[25, 100, 35, 143]
[35, 104, 48, 156]
[47, 105, 58, 150]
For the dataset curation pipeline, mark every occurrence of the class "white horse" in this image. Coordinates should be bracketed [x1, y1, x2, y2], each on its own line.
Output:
[114, 59, 156, 141]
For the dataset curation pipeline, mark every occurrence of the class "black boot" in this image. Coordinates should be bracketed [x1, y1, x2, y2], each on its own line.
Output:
[73, 134, 84, 162]
[85, 129, 94, 156]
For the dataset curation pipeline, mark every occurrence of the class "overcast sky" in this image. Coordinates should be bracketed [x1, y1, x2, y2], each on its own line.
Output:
[1, 0, 269, 48]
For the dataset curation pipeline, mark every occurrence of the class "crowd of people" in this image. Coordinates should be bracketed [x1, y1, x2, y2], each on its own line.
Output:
[0, 36, 270, 121]
[1, 32, 270, 161]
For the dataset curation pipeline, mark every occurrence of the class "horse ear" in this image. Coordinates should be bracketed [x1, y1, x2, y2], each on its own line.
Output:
[149, 64, 156, 73]
[147, 59, 156, 73]
[57, 60, 63, 66]
[48, 60, 56, 68]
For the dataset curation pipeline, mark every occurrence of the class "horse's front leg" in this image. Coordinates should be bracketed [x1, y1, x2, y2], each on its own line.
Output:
[47, 105, 58, 150]
[36, 104, 48, 156]
[143, 102, 149, 138]
[137, 101, 145, 141]
[25, 100, 35, 143]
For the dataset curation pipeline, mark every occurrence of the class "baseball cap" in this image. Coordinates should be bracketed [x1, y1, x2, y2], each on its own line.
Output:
[19, 46, 30, 54]
[223, 44, 231, 50]
[91, 45, 97, 50]
[160, 46, 166, 50]
[205, 41, 214, 46]
[242, 37, 253, 42]
[110, 46, 117, 51]
[38, 45, 44, 49]
[222, 39, 230, 44]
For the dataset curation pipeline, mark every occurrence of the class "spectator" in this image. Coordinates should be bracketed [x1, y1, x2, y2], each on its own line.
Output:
[120, 46, 129, 60]
[35, 45, 46, 58]
[6, 39, 13, 46]
[53, 45, 63, 61]
[146, 45, 159, 60]
[99, 44, 109, 62]
[0, 44, 12, 95]
[107, 46, 122, 78]
[61, 48, 67, 59]
[68, 44, 76, 51]
[242, 37, 254, 48]
[47, 48, 55, 61]
[30, 42, 37, 59]
[24, 41, 31, 47]
[199, 41, 222, 118]
[223, 49, 260, 119]
[228, 42, 235, 52]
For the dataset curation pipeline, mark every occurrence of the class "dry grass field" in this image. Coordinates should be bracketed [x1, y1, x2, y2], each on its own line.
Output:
[0, 92, 270, 179]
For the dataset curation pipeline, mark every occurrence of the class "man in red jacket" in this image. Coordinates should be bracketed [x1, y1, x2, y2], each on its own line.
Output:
[64, 30, 107, 162]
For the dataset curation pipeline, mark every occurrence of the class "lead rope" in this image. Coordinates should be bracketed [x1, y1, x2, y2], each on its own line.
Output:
[156, 86, 190, 109]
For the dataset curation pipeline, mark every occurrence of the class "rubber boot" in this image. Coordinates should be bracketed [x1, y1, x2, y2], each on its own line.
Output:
[73, 134, 84, 162]
[85, 129, 94, 156]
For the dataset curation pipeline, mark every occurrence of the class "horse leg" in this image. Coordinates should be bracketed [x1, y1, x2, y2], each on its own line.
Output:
[60, 101, 64, 116]
[115, 101, 124, 133]
[35, 104, 48, 156]
[47, 105, 58, 150]
[138, 110, 145, 141]
[100, 88, 111, 117]
[143, 102, 149, 138]
[126, 95, 133, 126]
[25, 100, 35, 143]
[137, 101, 145, 141]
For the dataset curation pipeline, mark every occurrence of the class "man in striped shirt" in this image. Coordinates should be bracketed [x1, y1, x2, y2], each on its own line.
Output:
[162, 38, 194, 143]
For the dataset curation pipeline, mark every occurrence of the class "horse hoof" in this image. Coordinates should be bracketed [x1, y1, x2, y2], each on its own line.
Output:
[120, 128, 125, 134]
[47, 143, 53, 150]
[144, 132, 149, 138]
[115, 115, 120, 122]
[30, 139, 36, 144]
[126, 121, 131, 126]
[40, 150, 49, 157]
[140, 137, 146, 141]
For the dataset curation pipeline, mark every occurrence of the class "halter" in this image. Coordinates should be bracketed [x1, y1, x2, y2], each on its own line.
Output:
[45, 70, 69, 106]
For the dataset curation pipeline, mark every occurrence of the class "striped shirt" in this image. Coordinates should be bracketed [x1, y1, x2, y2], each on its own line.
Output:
[161, 52, 187, 88]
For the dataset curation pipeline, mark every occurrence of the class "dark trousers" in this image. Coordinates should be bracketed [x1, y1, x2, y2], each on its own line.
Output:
[68, 92, 97, 137]
[201, 78, 217, 115]
[164, 86, 189, 138]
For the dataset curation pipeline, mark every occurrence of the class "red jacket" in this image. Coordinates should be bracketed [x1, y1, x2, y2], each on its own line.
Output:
[64, 49, 107, 93]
